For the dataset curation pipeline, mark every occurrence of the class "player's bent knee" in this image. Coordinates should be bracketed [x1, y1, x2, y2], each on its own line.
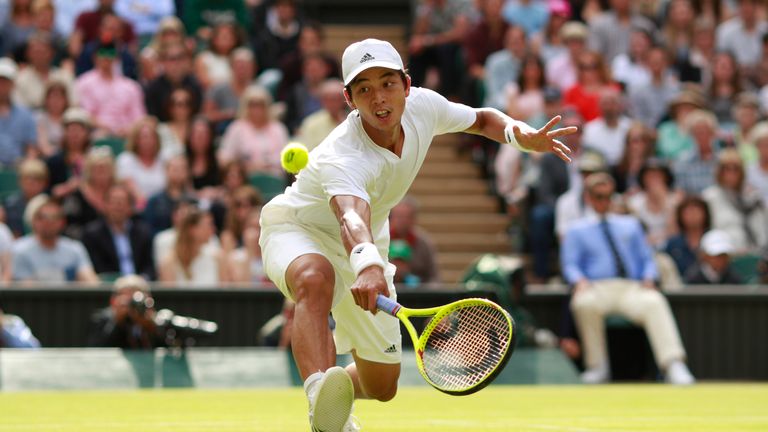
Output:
[292, 268, 334, 303]
[356, 359, 400, 401]
[366, 379, 398, 402]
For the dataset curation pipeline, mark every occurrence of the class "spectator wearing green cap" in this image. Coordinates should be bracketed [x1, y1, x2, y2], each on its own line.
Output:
[389, 196, 440, 284]
[389, 239, 420, 289]
[74, 39, 145, 138]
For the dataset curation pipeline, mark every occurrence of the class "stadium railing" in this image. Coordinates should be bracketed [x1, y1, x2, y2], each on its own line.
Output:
[0, 283, 766, 381]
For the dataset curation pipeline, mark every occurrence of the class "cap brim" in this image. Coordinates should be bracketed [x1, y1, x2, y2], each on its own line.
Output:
[344, 60, 403, 85]
[705, 246, 732, 255]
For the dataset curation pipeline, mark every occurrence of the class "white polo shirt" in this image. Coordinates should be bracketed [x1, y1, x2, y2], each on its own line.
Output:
[261, 86, 476, 259]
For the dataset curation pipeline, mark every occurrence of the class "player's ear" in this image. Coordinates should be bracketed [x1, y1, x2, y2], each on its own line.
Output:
[343, 87, 356, 110]
[404, 74, 411, 97]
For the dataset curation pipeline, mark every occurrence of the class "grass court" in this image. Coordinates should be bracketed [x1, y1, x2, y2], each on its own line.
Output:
[1, 384, 766, 431]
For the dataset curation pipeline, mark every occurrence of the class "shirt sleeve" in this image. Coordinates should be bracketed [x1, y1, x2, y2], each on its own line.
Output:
[74, 240, 95, 273]
[632, 219, 658, 281]
[0, 223, 12, 253]
[127, 82, 147, 124]
[11, 247, 33, 281]
[415, 88, 476, 136]
[561, 227, 586, 284]
[115, 153, 130, 179]
[317, 152, 374, 203]
[22, 111, 37, 147]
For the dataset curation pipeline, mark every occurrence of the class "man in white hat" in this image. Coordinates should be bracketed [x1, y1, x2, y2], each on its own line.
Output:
[684, 229, 743, 284]
[259, 38, 576, 431]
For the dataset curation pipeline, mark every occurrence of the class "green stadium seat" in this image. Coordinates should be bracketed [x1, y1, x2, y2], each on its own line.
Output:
[730, 254, 761, 284]
[98, 272, 122, 283]
[93, 136, 126, 156]
[248, 173, 288, 201]
[0, 169, 19, 201]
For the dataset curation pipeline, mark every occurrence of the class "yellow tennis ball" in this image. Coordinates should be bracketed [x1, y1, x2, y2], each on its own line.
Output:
[281, 142, 309, 174]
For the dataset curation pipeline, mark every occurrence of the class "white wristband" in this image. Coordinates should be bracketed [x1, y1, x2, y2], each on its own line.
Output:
[504, 121, 532, 153]
[350, 242, 386, 277]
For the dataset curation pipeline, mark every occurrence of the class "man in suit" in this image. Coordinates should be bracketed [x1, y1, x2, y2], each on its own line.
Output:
[561, 172, 694, 385]
[82, 184, 155, 280]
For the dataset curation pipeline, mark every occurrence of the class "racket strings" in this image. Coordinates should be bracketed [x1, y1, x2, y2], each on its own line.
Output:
[421, 305, 511, 391]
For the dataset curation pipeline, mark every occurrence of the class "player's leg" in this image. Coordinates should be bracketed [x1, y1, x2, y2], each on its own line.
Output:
[285, 253, 337, 378]
[261, 227, 354, 430]
[286, 253, 355, 431]
[346, 353, 400, 401]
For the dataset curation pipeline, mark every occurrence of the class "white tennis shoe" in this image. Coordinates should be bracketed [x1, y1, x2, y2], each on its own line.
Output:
[308, 366, 355, 432]
[342, 414, 362, 431]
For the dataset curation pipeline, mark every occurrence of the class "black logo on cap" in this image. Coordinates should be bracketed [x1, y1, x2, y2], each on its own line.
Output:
[360, 53, 375, 63]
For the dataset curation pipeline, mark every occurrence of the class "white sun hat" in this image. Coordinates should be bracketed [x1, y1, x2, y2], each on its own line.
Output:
[342, 38, 404, 86]
[701, 230, 735, 256]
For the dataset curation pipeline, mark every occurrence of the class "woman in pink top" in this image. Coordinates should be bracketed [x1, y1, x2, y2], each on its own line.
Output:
[217, 85, 289, 176]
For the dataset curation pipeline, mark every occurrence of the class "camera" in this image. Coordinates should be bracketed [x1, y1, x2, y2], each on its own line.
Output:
[154, 308, 219, 348]
[128, 292, 218, 347]
[129, 291, 155, 316]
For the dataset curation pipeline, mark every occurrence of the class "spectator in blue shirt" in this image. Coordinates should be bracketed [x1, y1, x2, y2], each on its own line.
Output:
[114, 0, 175, 38]
[561, 172, 694, 385]
[12, 195, 99, 284]
[502, 0, 549, 38]
[0, 57, 36, 166]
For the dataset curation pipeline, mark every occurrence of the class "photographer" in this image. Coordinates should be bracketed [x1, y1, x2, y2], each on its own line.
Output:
[88, 275, 166, 349]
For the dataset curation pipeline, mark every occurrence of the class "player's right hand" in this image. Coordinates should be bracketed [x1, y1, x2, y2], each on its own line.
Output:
[351, 266, 389, 313]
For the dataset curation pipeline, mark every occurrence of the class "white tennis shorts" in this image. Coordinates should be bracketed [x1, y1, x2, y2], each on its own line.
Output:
[260, 222, 402, 364]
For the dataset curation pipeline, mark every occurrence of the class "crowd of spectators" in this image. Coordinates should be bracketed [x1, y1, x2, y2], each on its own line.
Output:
[405, 0, 768, 383]
[422, 0, 768, 287]
[0, 0, 766, 389]
[1, 0, 768, 373]
[0, 0, 355, 286]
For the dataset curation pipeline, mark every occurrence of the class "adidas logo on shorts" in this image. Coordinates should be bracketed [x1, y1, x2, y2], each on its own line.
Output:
[384, 344, 397, 353]
[359, 53, 375, 63]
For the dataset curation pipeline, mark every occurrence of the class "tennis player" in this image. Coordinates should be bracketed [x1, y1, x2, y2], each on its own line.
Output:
[259, 39, 576, 431]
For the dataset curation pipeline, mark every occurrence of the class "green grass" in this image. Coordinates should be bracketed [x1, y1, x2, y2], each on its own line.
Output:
[1, 384, 767, 431]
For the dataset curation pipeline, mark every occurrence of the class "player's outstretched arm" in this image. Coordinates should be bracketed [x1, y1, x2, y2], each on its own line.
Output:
[464, 108, 577, 162]
[330, 195, 389, 313]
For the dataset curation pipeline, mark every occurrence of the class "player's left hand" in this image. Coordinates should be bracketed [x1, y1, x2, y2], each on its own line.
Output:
[509, 115, 577, 162]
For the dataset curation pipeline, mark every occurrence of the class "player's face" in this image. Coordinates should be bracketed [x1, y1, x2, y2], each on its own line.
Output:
[346, 67, 410, 133]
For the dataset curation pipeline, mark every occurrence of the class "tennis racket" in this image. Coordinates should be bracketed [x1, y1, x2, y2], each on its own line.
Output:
[376, 294, 516, 396]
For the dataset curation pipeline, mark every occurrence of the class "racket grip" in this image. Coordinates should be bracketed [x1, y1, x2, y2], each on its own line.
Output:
[376, 294, 401, 316]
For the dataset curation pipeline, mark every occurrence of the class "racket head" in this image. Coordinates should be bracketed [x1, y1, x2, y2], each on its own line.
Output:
[413, 298, 516, 396]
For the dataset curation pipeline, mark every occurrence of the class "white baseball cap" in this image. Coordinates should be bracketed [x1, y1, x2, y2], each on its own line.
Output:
[0, 57, 18, 81]
[342, 38, 404, 86]
[701, 230, 734, 256]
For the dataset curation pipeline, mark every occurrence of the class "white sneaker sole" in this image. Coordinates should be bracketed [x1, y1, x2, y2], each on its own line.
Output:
[311, 366, 354, 432]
